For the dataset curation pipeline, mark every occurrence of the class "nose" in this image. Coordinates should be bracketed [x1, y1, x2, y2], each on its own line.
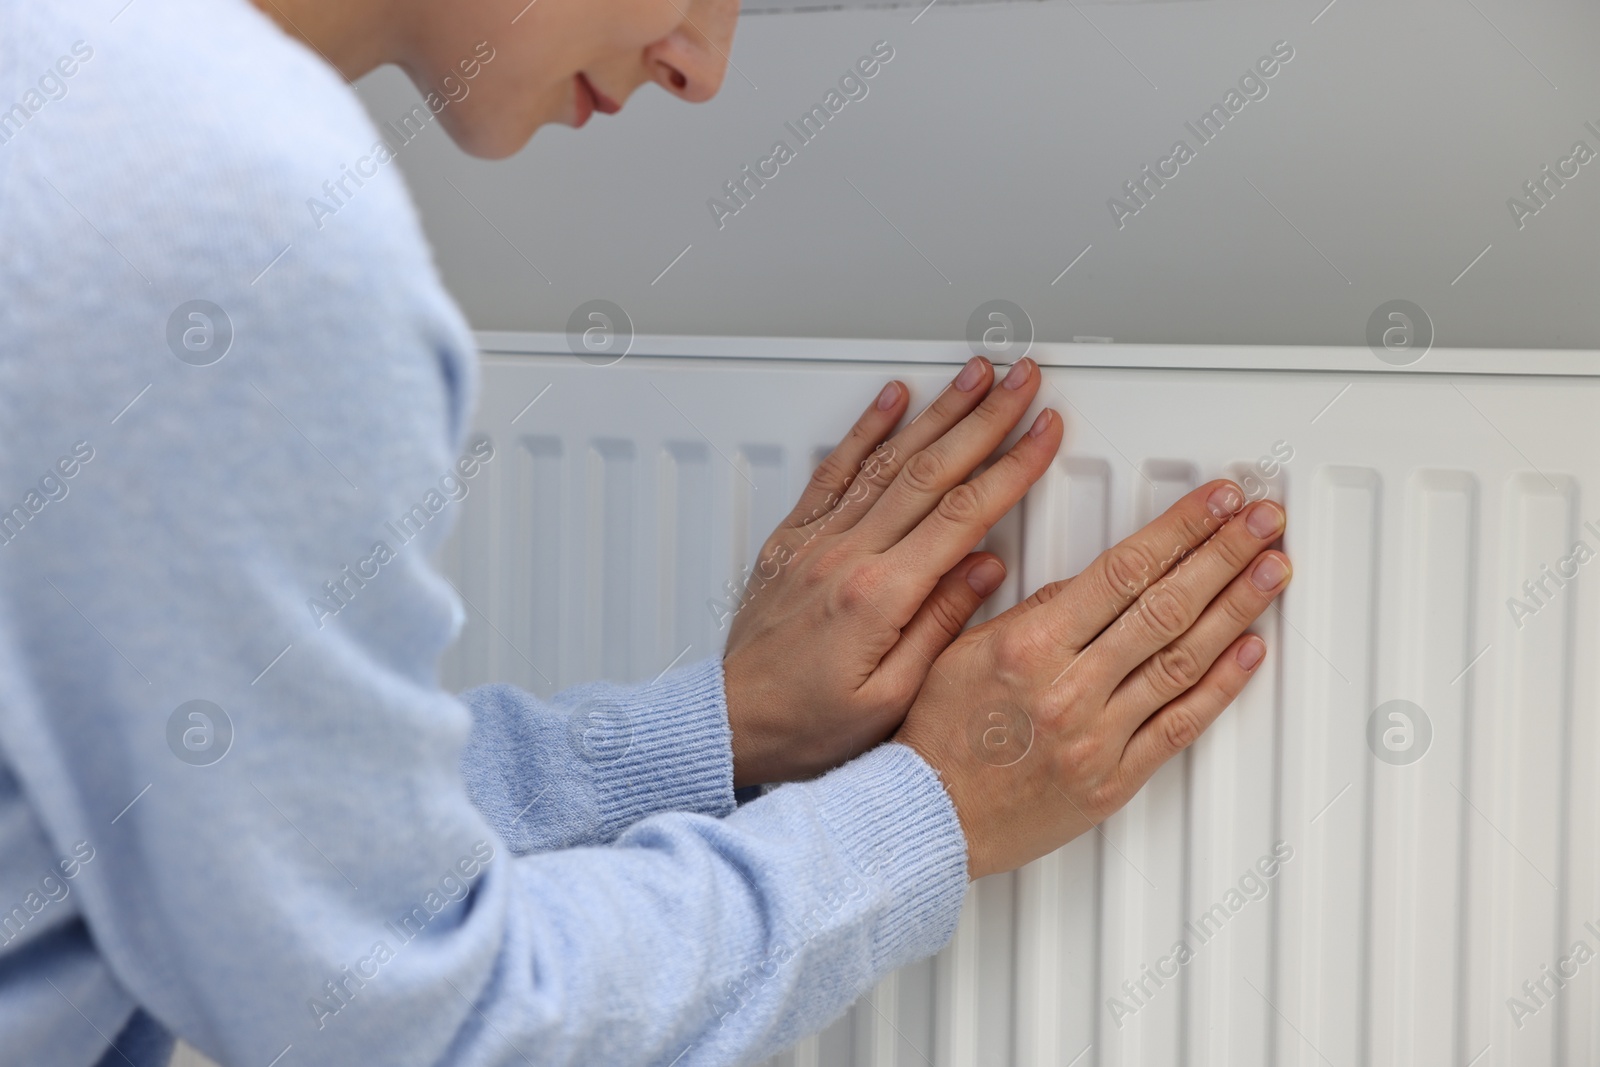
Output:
[644, 25, 729, 104]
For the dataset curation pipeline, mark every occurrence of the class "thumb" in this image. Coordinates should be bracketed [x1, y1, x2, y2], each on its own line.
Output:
[879, 553, 1005, 689]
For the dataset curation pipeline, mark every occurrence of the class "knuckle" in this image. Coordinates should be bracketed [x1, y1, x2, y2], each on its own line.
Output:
[831, 561, 885, 614]
[992, 623, 1048, 675]
[864, 447, 902, 492]
[996, 440, 1039, 479]
[846, 419, 878, 448]
[807, 456, 847, 496]
[1085, 777, 1123, 818]
[923, 593, 970, 639]
[1153, 644, 1203, 693]
[1058, 732, 1102, 773]
[1212, 527, 1257, 571]
[830, 577, 864, 614]
[966, 396, 1009, 432]
[1218, 589, 1262, 629]
[867, 440, 899, 471]
[899, 448, 946, 496]
[856, 443, 899, 491]
[806, 544, 850, 585]
[1103, 544, 1158, 602]
[1139, 586, 1189, 641]
[1160, 705, 1206, 753]
[755, 535, 787, 571]
[941, 374, 992, 412]
[1178, 512, 1219, 548]
[1023, 577, 1071, 610]
[935, 482, 984, 528]
[929, 386, 969, 421]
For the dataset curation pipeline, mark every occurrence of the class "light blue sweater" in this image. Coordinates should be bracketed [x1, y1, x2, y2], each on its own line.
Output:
[0, 2, 969, 1065]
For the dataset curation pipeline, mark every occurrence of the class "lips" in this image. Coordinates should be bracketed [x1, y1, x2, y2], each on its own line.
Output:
[573, 72, 621, 127]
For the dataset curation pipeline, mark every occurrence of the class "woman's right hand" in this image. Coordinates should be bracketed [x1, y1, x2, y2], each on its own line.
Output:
[894, 480, 1291, 881]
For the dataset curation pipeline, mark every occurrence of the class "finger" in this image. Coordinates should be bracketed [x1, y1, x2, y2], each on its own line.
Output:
[783, 379, 909, 528]
[1088, 500, 1287, 677]
[882, 407, 1062, 586]
[851, 358, 1044, 551]
[877, 554, 1006, 692]
[1118, 634, 1267, 786]
[1105, 549, 1290, 728]
[1037, 479, 1249, 650]
[816, 356, 997, 534]
[983, 571, 1076, 632]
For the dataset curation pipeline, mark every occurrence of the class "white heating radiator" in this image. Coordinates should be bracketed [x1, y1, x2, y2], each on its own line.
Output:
[436, 335, 1600, 1067]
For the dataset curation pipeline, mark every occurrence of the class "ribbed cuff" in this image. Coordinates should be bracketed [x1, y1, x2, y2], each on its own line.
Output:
[806, 742, 970, 973]
[593, 657, 736, 839]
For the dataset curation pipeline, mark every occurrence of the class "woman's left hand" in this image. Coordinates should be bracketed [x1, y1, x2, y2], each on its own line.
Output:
[721, 356, 1062, 786]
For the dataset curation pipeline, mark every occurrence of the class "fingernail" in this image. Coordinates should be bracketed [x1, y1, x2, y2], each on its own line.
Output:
[1236, 636, 1266, 670]
[967, 558, 1005, 596]
[1246, 501, 1286, 538]
[876, 381, 901, 410]
[1206, 483, 1245, 519]
[1251, 554, 1290, 591]
[1003, 358, 1033, 389]
[954, 358, 986, 392]
[1027, 409, 1052, 437]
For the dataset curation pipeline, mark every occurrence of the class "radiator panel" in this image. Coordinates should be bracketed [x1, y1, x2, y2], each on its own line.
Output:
[438, 352, 1600, 1067]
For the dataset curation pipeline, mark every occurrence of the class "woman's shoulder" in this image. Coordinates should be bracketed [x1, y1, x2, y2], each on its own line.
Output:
[0, 0, 478, 484]
[8, 0, 441, 300]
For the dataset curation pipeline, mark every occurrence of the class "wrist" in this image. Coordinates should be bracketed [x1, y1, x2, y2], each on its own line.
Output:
[894, 723, 981, 881]
[722, 650, 789, 787]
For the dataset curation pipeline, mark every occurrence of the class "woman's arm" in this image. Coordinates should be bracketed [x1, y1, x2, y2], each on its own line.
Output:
[457, 661, 736, 855]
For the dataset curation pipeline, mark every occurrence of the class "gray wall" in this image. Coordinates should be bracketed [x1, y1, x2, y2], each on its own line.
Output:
[355, 0, 1600, 349]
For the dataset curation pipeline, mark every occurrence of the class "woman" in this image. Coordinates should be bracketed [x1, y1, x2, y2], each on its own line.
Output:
[0, 0, 1291, 1063]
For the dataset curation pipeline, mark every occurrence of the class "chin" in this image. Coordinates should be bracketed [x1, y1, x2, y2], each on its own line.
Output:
[436, 110, 545, 160]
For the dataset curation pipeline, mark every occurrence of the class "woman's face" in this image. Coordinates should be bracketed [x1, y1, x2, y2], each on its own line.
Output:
[402, 0, 740, 158]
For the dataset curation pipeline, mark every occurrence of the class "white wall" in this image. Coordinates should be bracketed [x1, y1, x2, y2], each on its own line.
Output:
[355, 0, 1600, 349]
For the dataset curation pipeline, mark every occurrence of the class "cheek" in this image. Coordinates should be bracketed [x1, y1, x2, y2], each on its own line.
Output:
[607, 0, 684, 46]
[537, 0, 678, 59]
